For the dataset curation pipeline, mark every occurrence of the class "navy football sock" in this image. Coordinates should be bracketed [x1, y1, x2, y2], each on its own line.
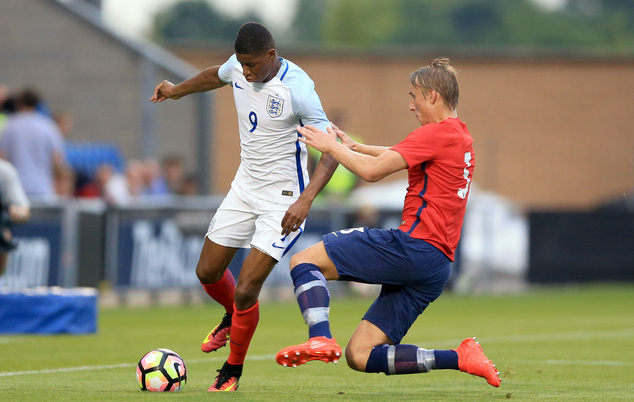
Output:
[365, 344, 390, 374]
[433, 349, 459, 370]
[291, 263, 332, 339]
[365, 344, 458, 374]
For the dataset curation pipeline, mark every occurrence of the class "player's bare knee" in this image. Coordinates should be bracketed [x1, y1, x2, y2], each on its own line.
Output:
[289, 252, 307, 270]
[234, 281, 262, 310]
[195, 262, 224, 284]
[344, 345, 367, 372]
[195, 263, 208, 282]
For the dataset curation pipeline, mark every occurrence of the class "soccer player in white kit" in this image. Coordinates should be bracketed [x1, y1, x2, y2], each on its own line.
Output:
[150, 22, 337, 391]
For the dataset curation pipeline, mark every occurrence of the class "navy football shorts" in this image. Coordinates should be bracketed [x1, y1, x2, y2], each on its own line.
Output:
[323, 227, 450, 344]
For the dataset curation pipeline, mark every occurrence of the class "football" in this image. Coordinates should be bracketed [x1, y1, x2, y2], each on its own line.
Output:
[136, 349, 187, 392]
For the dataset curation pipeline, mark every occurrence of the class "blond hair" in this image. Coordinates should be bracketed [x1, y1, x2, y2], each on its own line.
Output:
[409, 57, 459, 110]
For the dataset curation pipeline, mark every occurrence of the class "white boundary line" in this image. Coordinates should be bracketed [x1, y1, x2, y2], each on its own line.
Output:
[0, 363, 132, 377]
[413, 328, 634, 348]
[529, 359, 632, 366]
[2, 327, 633, 377]
[0, 355, 276, 377]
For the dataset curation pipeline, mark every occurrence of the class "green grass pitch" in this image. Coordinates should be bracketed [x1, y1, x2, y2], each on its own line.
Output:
[1, 284, 633, 400]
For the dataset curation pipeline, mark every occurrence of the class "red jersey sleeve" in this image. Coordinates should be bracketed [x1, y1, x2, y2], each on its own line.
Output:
[390, 125, 439, 167]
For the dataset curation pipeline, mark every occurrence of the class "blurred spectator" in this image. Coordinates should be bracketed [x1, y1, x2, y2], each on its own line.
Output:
[95, 163, 131, 205]
[53, 111, 74, 139]
[179, 173, 199, 196]
[125, 159, 145, 198]
[53, 111, 104, 198]
[74, 171, 100, 198]
[54, 166, 76, 199]
[0, 159, 31, 276]
[95, 160, 158, 205]
[141, 158, 169, 196]
[161, 154, 186, 194]
[0, 88, 67, 201]
[53, 111, 78, 198]
[35, 95, 52, 118]
[0, 84, 11, 134]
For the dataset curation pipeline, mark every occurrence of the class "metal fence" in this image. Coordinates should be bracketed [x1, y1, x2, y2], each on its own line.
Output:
[0, 197, 402, 294]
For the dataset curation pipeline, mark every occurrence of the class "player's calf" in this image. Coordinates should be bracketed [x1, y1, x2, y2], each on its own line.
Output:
[362, 339, 501, 388]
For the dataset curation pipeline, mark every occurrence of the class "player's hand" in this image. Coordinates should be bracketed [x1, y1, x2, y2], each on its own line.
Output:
[331, 123, 356, 150]
[297, 125, 337, 153]
[150, 80, 180, 103]
[281, 198, 311, 236]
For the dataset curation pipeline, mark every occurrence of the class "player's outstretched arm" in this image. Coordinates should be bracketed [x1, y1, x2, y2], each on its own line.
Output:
[280, 153, 338, 236]
[150, 66, 228, 103]
[298, 125, 407, 182]
[331, 123, 388, 157]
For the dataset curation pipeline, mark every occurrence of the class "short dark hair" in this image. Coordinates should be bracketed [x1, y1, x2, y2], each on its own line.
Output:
[234, 22, 275, 55]
[16, 88, 40, 109]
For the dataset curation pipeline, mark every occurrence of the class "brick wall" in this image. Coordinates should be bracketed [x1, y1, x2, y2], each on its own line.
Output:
[175, 48, 634, 210]
[2, 0, 632, 209]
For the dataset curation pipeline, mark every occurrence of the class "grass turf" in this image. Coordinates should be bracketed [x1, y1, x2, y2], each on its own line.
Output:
[1, 283, 633, 400]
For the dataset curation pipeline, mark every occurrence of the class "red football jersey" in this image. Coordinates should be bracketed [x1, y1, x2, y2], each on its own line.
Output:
[389, 117, 474, 261]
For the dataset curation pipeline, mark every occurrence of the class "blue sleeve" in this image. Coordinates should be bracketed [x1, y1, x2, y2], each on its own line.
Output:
[218, 54, 238, 84]
[286, 72, 330, 132]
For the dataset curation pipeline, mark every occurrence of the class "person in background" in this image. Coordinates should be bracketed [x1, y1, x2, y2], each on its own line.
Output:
[95, 163, 131, 205]
[0, 84, 12, 135]
[141, 158, 169, 197]
[0, 88, 67, 201]
[178, 173, 199, 196]
[0, 159, 30, 276]
[52, 111, 77, 198]
[54, 166, 76, 199]
[125, 159, 146, 199]
[53, 111, 74, 140]
[161, 154, 186, 195]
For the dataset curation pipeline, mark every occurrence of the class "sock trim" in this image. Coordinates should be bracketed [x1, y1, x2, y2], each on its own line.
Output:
[295, 279, 327, 297]
[386, 345, 396, 375]
[301, 306, 330, 326]
[234, 300, 259, 315]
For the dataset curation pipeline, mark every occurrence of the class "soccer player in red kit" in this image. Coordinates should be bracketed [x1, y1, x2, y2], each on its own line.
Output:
[276, 58, 501, 388]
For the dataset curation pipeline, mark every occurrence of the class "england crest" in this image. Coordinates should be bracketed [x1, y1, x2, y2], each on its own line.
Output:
[266, 95, 284, 118]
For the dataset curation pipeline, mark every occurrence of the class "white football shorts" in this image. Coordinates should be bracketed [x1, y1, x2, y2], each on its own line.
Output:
[205, 186, 305, 261]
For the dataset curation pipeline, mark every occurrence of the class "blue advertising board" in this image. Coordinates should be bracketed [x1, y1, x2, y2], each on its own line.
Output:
[0, 214, 63, 289]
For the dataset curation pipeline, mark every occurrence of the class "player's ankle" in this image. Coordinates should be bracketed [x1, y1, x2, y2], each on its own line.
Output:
[221, 361, 243, 378]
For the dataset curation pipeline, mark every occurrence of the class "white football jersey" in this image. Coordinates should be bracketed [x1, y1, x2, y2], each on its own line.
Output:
[218, 54, 329, 204]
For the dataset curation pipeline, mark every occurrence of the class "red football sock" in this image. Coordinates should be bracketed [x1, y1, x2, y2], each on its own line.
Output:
[201, 270, 236, 314]
[226, 301, 260, 366]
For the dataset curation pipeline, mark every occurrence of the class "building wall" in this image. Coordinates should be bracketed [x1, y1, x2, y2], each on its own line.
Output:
[175, 48, 634, 210]
[2, 0, 632, 209]
[0, 0, 199, 171]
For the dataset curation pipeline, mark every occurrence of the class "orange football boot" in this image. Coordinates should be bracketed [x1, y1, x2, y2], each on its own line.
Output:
[208, 368, 239, 392]
[201, 313, 231, 353]
[454, 337, 501, 387]
[276, 336, 342, 367]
